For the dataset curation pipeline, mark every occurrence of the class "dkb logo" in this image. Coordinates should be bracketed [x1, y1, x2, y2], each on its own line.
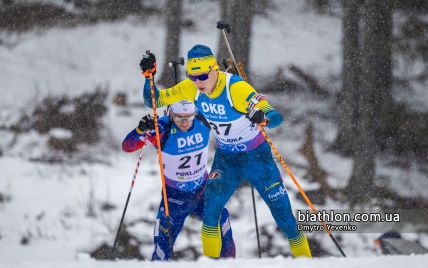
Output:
[177, 133, 203, 148]
[201, 102, 226, 115]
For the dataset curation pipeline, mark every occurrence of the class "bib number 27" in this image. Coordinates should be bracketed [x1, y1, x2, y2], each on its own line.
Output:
[209, 122, 231, 136]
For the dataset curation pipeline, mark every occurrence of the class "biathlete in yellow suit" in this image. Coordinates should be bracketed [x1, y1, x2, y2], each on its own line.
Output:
[140, 45, 311, 258]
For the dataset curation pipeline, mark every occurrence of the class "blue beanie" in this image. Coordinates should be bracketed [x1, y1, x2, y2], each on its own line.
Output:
[187, 44, 214, 59]
[186, 45, 218, 74]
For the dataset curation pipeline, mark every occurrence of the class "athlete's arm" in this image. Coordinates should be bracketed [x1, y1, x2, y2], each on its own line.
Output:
[122, 129, 148, 152]
[142, 78, 199, 107]
[229, 77, 283, 128]
[122, 116, 169, 152]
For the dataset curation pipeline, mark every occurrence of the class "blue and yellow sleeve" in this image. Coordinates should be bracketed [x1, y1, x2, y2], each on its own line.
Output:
[229, 77, 283, 128]
[143, 78, 199, 108]
[229, 78, 274, 114]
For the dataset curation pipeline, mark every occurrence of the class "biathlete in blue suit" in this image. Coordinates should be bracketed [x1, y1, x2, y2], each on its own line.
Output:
[122, 100, 235, 261]
[139, 45, 312, 258]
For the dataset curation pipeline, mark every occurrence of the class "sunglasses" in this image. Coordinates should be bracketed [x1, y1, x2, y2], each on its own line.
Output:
[173, 114, 195, 123]
[187, 71, 211, 82]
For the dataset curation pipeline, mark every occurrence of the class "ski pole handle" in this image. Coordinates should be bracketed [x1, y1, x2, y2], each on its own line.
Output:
[216, 21, 231, 33]
[168, 57, 185, 68]
[216, 21, 240, 73]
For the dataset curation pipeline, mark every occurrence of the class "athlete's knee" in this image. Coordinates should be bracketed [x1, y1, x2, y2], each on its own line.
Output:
[203, 194, 227, 226]
[261, 181, 292, 207]
[203, 206, 223, 227]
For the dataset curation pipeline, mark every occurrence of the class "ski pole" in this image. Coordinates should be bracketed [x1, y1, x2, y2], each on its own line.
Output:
[109, 147, 145, 259]
[216, 21, 262, 258]
[216, 21, 248, 81]
[165, 57, 185, 116]
[169, 57, 185, 84]
[251, 186, 262, 258]
[217, 21, 347, 257]
[258, 126, 346, 257]
[146, 50, 174, 258]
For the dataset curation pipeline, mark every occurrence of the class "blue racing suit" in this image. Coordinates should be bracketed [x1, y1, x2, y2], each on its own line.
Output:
[122, 115, 235, 260]
[141, 71, 311, 258]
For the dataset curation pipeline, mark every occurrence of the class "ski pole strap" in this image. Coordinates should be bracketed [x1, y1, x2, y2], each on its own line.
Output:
[160, 120, 173, 151]
[196, 113, 212, 129]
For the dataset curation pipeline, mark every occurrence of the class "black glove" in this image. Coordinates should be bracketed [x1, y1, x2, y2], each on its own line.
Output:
[140, 52, 157, 77]
[137, 114, 155, 132]
[246, 109, 266, 124]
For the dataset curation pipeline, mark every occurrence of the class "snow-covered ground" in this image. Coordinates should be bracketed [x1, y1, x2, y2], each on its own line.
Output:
[1, 0, 427, 266]
[2, 255, 428, 268]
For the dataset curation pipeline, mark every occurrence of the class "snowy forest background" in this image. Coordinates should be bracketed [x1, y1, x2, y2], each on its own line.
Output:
[0, 0, 427, 264]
